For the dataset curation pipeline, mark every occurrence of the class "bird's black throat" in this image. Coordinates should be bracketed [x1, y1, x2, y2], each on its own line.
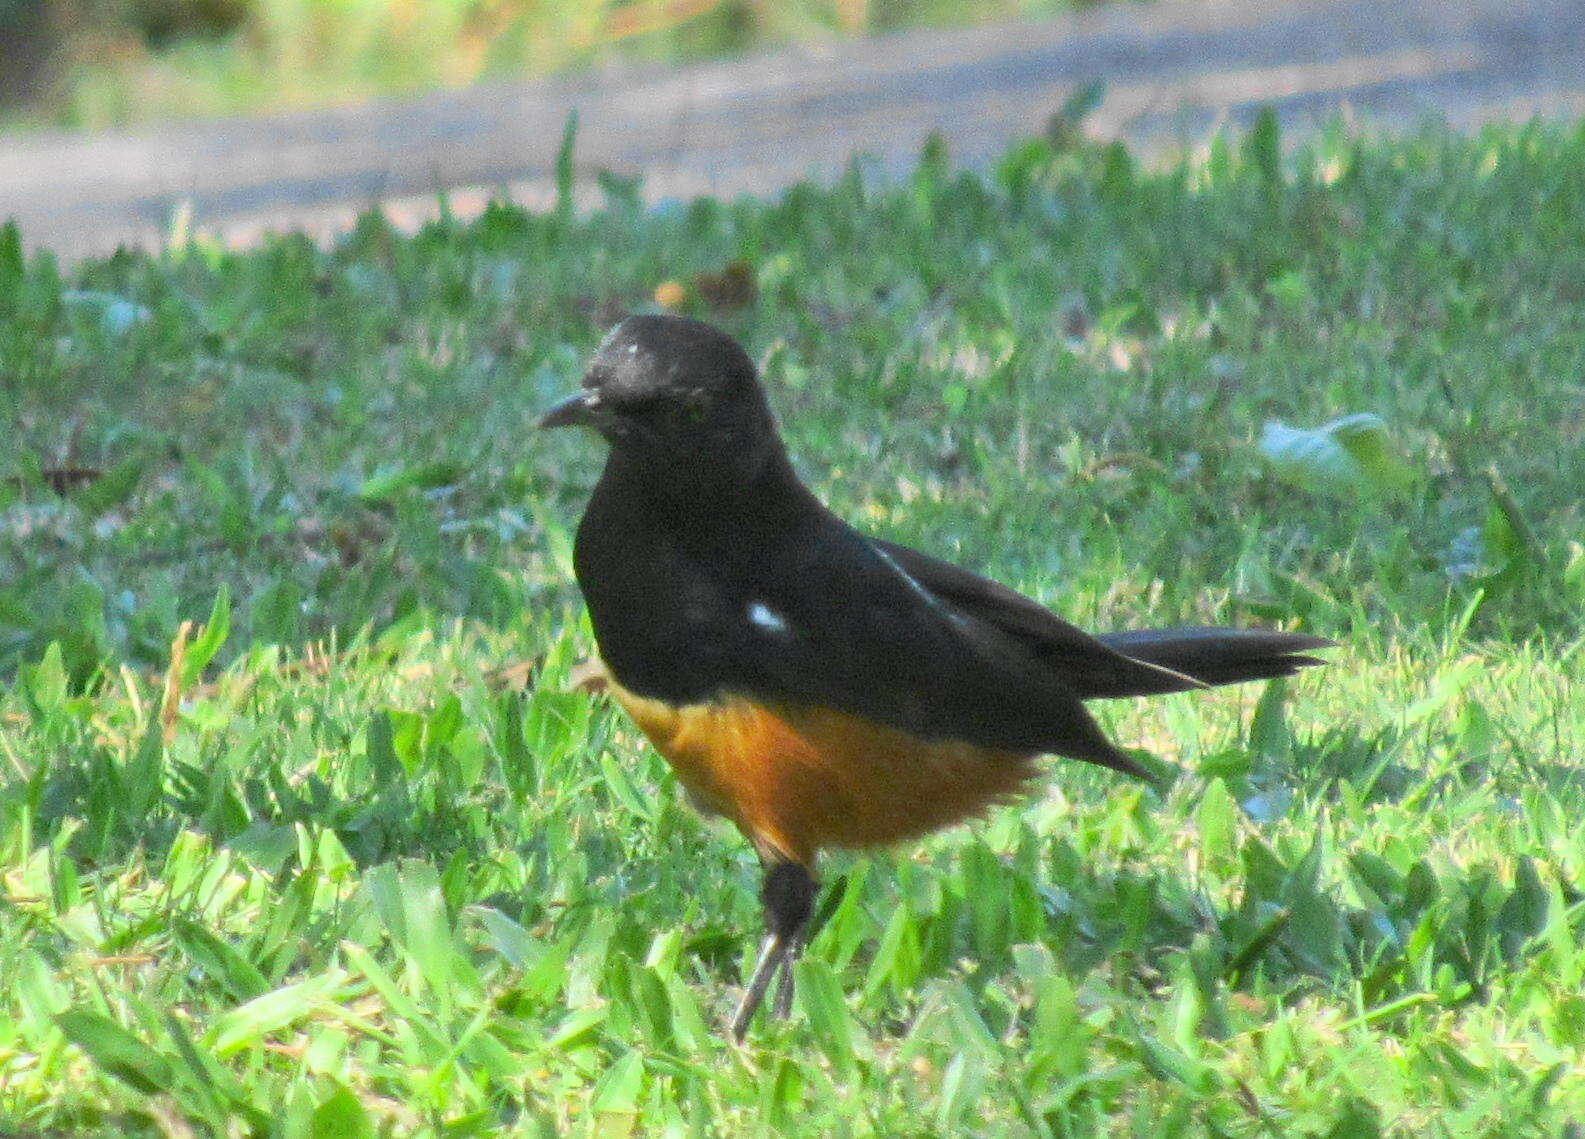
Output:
[572, 435, 818, 707]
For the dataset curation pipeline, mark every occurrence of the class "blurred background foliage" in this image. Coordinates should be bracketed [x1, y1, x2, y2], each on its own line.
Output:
[1, 0, 1099, 129]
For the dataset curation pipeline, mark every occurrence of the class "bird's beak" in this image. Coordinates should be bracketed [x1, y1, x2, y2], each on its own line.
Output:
[539, 390, 599, 430]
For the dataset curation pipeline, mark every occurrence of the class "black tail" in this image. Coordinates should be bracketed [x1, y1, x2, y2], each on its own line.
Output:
[1079, 627, 1333, 699]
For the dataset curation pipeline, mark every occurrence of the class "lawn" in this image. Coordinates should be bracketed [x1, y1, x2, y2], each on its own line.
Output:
[2, 117, 1584, 1134]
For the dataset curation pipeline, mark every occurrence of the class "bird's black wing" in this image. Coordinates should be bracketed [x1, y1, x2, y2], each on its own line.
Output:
[871, 539, 1330, 698]
[867, 540, 1202, 696]
[697, 516, 1153, 779]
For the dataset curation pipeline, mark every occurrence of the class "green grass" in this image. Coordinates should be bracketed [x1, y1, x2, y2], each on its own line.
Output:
[3, 117, 1585, 1134]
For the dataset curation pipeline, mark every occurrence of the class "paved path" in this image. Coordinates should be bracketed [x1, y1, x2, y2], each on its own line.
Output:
[3, 0, 1583, 259]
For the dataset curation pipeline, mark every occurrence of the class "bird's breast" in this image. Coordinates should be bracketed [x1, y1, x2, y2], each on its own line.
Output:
[603, 677, 1043, 866]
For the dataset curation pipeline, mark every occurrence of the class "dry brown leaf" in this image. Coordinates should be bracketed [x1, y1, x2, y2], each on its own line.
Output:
[568, 658, 609, 693]
[693, 260, 756, 311]
[653, 280, 688, 310]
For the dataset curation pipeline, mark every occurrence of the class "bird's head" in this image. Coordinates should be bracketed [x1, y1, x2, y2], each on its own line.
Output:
[541, 314, 784, 487]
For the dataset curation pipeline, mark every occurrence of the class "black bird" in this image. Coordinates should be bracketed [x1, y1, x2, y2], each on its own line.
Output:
[541, 313, 1329, 1039]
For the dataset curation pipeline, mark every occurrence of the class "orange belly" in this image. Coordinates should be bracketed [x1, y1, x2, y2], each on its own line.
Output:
[605, 678, 1042, 865]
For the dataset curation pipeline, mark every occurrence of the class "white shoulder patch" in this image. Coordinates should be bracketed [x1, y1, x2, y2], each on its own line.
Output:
[746, 601, 790, 635]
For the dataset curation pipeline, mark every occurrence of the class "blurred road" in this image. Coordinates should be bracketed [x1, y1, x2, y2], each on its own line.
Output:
[3, 0, 1583, 258]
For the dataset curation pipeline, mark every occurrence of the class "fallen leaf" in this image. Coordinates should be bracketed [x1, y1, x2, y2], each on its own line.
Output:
[653, 280, 688, 310]
[486, 657, 540, 691]
[568, 658, 609, 693]
[1260, 413, 1414, 499]
[5, 466, 104, 494]
[693, 260, 756, 311]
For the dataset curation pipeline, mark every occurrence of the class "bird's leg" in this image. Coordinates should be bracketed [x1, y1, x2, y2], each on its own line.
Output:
[730, 859, 815, 1042]
[731, 933, 785, 1042]
[770, 923, 807, 1020]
